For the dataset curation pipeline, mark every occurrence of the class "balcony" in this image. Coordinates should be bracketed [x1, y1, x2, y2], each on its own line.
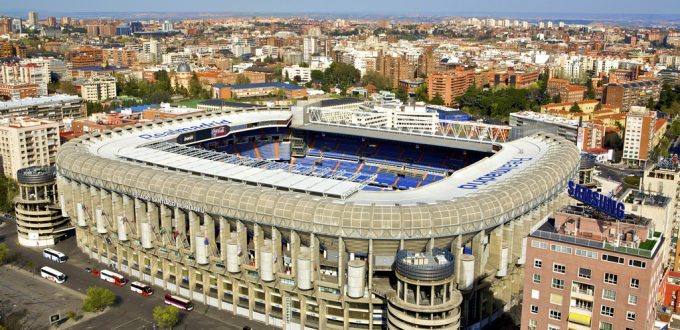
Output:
[570, 286, 594, 301]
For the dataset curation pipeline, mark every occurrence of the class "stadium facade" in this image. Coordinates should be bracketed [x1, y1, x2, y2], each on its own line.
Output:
[56, 106, 579, 329]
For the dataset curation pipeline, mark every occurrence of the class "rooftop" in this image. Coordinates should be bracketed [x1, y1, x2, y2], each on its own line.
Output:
[0, 94, 82, 110]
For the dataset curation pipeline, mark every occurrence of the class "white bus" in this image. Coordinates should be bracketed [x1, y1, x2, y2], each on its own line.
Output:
[40, 266, 66, 283]
[99, 269, 128, 286]
[164, 294, 194, 311]
[130, 281, 154, 296]
[42, 248, 67, 263]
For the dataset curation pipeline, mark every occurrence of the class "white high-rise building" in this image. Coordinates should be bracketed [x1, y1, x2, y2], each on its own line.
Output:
[11, 18, 22, 33]
[0, 117, 60, 179]
[142, 39, 162, 63]
[303, 36, 318, 63]
[283, 65, 312, 82]
[80, 76, 117, 102]
[27, 11, 39, 28]
[162, 20, 173, 31]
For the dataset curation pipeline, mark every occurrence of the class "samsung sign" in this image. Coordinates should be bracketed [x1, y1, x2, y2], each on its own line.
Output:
[567, 181, 625, 220]
[138, 119, 232, 140]
[458, 157, 533, 189]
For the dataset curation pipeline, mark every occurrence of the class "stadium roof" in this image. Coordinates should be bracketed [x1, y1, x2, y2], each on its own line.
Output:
[57, 107, 579, 240]
[0, 94, 82, 110]
[317, 98, 364, 108]
[198, 99, 256, 108]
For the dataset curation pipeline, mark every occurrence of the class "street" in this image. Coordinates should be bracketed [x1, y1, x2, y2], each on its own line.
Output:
[0, 222, 270, 330]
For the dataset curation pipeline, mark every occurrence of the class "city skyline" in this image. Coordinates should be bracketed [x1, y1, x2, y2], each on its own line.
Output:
[6, 0, 680, 16]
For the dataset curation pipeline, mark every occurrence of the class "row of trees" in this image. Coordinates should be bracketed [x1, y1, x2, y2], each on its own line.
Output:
[79, 287, 179, 328]
[115, 70, 210, 104]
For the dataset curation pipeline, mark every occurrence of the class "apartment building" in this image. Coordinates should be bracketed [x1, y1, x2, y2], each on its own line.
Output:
[283, 65, 312, 82]
[376, 52, 414, 89]
[0, 82, 40, 100]
[80, 76, 117, 102]
[602, 79, 661, 112]
[427, 69, 476, 106]
[102, 48, 137, 67]
[0, 95, 85, 125]
[0, 117, 60, 178]
[0, 62, 49, 96]
[521, 205, 665, 330]
[622, 106, 657, 166]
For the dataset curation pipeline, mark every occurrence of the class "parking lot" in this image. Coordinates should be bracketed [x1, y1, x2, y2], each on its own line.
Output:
[0, 265, 84, 329]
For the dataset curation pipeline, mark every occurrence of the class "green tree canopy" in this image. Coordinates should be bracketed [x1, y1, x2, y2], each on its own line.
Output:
[235, 74, 251, 85]
[82, 287, 116, 312]
[188, 73, 204, 98]
[153, 70, 172, 92]
[0, 176, 18, 213]
[585, 78, 596, 99]
[323, 62, 361, 91]
[361, 71, 392, 91]
[430, 94, 445, 105]
[58, 81, 78, 95]
[310, 70, 324, 81]
[153, 305, 179, 329]
[569, 102, 582, 113]
[552, 94, 562, 104]
[0, 243, 10, 265]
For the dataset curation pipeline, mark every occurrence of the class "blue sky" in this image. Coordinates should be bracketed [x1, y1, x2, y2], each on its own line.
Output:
[9, 0, 680, 15]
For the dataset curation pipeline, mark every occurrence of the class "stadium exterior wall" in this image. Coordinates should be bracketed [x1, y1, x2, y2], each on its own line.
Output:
[55, 108, 579, 329]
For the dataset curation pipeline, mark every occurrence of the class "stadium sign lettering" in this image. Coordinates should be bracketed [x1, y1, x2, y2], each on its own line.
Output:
[138, 119, 232, 140]
[458, 157, 533, 189]
[131, 192, 205, 213]
[567, 181, 625, 219]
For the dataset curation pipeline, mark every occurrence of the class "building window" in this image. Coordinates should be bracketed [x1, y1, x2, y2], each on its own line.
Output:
[548, 326, 560, 330]
[578, 267, 592, 279]
[533, 273, 541, 284]
[599, 322, 613, 330]
[626, 311, 636, 321]
[534, 259, 542, 268]
[604, 273, 618, 285]
[628, 259, 646, 268]
[531, 289, 540, 300]
[602, 288, 616, 301]
[531, 241, 548, 249]
[628, 294, 638, 305]
[530, 305, 539, 314]
[528, 320, 537, 329]
[601, 254, 625, 264]
[601, 305, 614, 317]
[552, 278, 565, 290]
[553, 263, 566, 274]
[550, 293, 563, 306]
[549, 309, 562, 320]
[630, 278, 639, 288]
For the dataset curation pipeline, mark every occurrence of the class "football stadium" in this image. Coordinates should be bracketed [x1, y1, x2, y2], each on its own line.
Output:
[56, 105, 579, 329]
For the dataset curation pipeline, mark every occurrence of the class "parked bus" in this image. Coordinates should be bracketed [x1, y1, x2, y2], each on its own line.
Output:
[130, 281, 154, 296]
[99, 269, 128, 286]
[42, 248, 67, 263]
[163, 294, 193, 311]
[40, 266, 66, 283]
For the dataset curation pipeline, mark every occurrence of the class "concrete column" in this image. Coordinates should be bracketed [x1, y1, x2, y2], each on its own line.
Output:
[291, 230, 300, 278]
[338, 237, 345, 287]
[489, 226, 503, 273]
[147, 203, 160, 233]
[111, 192, 122, 232]
[453, 235, 464, 284]
[237, 221, 247, 265]
[174, 207, 186, 249]
[343, 301, 349, 330]
[189, 211, 200, 253]
[472, 231, 485, 278]
[204, 214, 216, 259]
[310, 233, 318, 283]
[368, 238, 374, 290]
[219, 217, 229, 262]
[253, 223, 263, 268]
[160, 204, 172, 246]
[134, 198, 145, 238]
[272, 227, 282, 275]
[217, 274, 225, 310]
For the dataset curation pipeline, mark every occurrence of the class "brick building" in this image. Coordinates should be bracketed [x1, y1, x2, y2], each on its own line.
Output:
[602, 79, 661, 112]
[427, 69, 476, 106]
[521, 205, 665, 330]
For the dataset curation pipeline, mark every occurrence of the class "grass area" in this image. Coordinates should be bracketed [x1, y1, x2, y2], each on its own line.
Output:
[171, 99, 207, 108]
[622, 175, 640, 188]
[638, 239, 656, 250]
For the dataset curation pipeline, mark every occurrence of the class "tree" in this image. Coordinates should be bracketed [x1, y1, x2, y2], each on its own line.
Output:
[154, 70, 172, 93]
[569, 102, 582, 113]
[647, 96, 657, 110]
[58, 81, 78, 95]
[0, 243, 9, 265]
[0, 176, 18, 213]
[361, 71, 392, 91]
[430, 94, 445, 105]
[188, 73, 203, 98]
[153, 305, 179, 329]
[82, 287, 116, 312]
[310, 70, 324, 82]
[415, 84, 428, 102]
[323, 62, 361, 91]
[235, 74, 251, 85]
[552, 94, 562, 104]
[585, 78, 596, 99]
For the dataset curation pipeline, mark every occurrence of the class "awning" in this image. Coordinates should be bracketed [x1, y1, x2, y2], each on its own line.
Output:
[568, 312, 591, 326]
